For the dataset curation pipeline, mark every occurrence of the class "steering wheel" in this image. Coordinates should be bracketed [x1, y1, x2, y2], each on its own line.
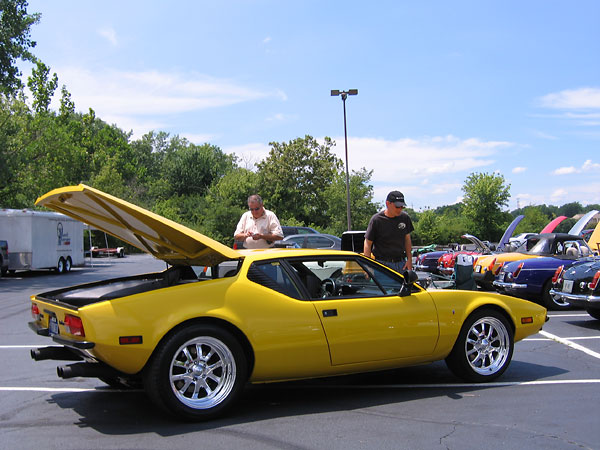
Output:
[320, 278, 337, 297]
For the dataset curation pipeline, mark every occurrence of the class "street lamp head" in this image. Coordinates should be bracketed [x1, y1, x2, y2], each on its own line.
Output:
[331, 89, 358, 97]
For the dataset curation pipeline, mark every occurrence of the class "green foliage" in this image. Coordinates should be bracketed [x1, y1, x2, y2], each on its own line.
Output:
[26, 60, 57, 113]
[461, 172, 511, 241]
[257, 136, 343, 228]
[0, 0, 40, 95]
[514, 206, 551, 235]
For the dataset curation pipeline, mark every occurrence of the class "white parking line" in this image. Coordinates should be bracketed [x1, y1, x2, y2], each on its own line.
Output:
[547, 313, 590, 317]
[2, 379, 600, 394]
[540, 330, 600, 360]
[525, 336, 600, 341]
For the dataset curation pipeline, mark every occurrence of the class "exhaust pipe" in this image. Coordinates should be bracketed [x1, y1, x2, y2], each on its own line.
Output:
[31, 346, 83, 362]
[57, 362, 123, 379]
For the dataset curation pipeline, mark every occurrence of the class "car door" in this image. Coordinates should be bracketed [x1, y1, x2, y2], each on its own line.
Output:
[288, 257, 439, 366]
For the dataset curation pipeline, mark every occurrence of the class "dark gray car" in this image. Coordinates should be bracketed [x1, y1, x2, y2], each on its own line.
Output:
[282, 233, 341, 250]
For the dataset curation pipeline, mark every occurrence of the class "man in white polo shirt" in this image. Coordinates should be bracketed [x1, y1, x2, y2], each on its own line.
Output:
[234, 194, 284, 249]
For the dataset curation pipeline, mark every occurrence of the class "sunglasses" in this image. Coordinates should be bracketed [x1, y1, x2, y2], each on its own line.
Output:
[249, 207, 261, 211]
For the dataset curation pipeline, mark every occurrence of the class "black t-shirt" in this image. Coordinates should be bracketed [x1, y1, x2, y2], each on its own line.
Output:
[365, 211, 414, 260]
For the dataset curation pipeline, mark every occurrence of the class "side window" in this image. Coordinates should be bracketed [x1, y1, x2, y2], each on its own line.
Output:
[247, 261, 302, 299]
[288, 257, 408, 299]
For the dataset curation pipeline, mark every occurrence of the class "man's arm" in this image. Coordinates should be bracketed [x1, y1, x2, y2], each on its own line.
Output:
[403, 234, 413, 270]
[363, 238, 374, 258]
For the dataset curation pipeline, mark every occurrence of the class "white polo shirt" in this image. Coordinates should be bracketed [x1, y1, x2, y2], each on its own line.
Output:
[234, 209, 283, 249]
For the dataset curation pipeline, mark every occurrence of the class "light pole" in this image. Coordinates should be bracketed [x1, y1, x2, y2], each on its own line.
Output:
[331, 89, 358, 231]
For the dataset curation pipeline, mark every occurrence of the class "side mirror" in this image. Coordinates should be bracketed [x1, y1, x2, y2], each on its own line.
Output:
[399, 270, 418, 296]
[402, 270, 419, 284]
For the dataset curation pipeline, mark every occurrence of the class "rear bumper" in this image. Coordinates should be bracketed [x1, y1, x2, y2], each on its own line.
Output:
[549, 289, 600, 307]
[493, 280, 527, 290]
[28, 321, 95, 350]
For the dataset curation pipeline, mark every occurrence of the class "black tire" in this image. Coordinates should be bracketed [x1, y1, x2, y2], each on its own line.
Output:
[586, 308, 600, 321]
[542, 279, 571, 310]
[65, 257, 72, 272]
[445, 308, 514, 382]
[144, 324, 247, 421]
[56, 257, 65, 274]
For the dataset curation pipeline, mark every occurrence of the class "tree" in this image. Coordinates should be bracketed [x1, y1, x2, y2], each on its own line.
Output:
[164, 142, 236, 197]
[0, 0, 40, 95]
[461, 172, 511, 241]
[257, 135, 343, 228]
[514, 206, 551, 235]
[27, 60, 58, 113]
[323, 168, 378, 234]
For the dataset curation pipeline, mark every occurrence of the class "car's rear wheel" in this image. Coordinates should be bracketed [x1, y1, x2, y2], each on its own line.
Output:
[144, 324, 247, 421]
[445, 308, 514, 382]
[542, 279, 571, 310]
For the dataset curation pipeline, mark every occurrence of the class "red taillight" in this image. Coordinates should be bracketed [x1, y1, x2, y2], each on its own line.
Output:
[64, 314, 85, 337]
[552, 265, 564, 284]
[512, 262, 524, 278]
[588, 270, 600, 290]
[31, 303, 40, 320]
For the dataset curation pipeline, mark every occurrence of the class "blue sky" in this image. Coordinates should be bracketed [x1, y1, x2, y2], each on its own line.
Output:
[20, 0, 600, 211]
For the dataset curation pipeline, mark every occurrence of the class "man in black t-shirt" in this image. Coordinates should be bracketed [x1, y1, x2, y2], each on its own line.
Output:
[364, 190, 414, 272]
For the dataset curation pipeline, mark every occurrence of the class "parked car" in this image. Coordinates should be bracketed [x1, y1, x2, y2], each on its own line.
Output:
[281, 226, 319, 237]
[282, 233, 341, 250]
[0, 240, 8, 277]
[492, 239, 594, 310]
[90, 246, 125, 258]
[437, 234, 494, 276]
[474, 233, 593, 290]
[550, 258, 600, 320]
[28, 184, 547, 421]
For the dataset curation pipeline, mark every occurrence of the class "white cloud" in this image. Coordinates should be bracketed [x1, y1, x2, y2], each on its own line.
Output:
[539, 87, 600, 109]
[553, 159, 600, 175]
[98, 28, 118, 46]
[323, 135, 512, 208]
[331, 135, 510, 184]
[512, 166, 527, 174]
[180, 133, 218, 145]
[263, 36, 272, 44]
[223, 142, 271, 170]
[56, 67, 278, 117]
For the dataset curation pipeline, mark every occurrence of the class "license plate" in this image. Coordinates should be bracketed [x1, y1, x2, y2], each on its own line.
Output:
[475, 265, 481, 273]
[48, 316, 59, 336]
[562, 280, 573, 294]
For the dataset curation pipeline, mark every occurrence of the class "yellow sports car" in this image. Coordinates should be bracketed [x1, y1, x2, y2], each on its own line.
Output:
[29, 185, 547, 421]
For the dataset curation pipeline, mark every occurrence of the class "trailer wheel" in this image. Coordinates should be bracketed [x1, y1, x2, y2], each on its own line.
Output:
[56, 257, 65, 274]
[65, 257, 72, 272]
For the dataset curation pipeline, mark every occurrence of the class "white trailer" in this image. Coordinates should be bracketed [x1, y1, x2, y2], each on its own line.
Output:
[0, 209, 84, 273]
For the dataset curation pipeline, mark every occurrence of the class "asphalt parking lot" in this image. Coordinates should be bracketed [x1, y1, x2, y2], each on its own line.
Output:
[1, 254, 599, 450]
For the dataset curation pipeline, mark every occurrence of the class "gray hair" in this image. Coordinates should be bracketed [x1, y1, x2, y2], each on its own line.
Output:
[247, 194, 263, 205]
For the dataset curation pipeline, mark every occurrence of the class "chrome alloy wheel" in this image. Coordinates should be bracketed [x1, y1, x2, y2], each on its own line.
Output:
[169, 336, 237, 410]
[464, 317, 511, 375]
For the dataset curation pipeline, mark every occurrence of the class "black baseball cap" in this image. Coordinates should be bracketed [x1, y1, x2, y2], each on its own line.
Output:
[386, 191, 407, 207]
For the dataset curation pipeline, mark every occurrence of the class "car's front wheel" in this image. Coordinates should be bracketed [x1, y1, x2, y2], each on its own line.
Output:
[445, 308, 514, 382]
[144, 324, 247, 421]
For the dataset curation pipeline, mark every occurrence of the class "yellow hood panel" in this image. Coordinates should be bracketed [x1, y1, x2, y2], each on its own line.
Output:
[36, 184, 240, 266]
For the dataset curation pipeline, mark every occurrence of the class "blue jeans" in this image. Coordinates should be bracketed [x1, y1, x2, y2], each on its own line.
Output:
[379, 259, 406, 273]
